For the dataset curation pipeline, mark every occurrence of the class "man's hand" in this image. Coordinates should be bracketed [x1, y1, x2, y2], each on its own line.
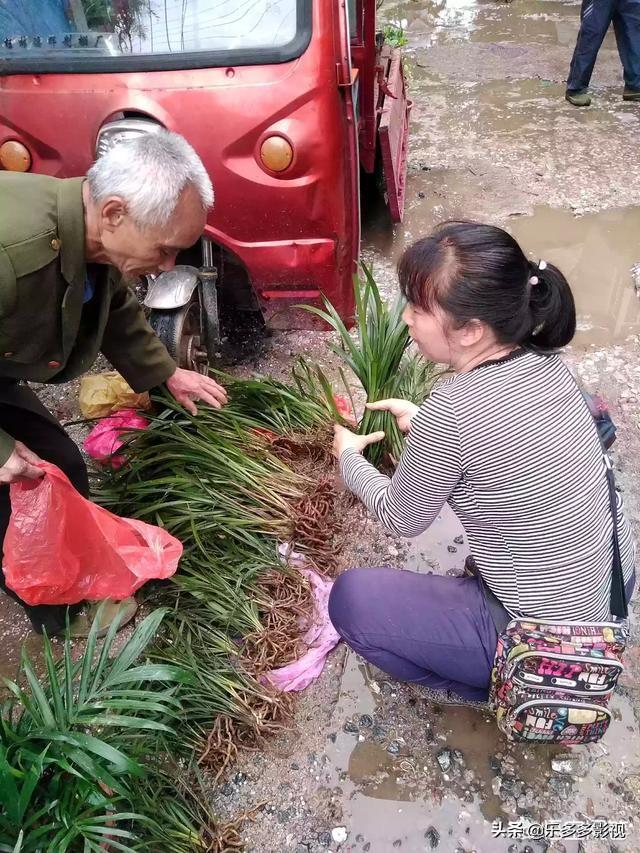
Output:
[166, 367, 228, 416]
[0, 441, 44, 484]
[332, 424, 385, 460]
[366, 398, 419, 434]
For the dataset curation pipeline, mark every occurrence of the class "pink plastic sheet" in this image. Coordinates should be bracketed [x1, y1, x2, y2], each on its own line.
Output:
[264, 548, 340, 692]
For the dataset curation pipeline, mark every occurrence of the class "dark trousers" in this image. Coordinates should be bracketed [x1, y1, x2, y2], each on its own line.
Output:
[0, 382, 88, 634]
[567, 0, 640, 92]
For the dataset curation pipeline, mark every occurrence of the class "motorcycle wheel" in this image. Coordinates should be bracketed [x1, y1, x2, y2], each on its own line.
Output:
[149, 298, 209, 374]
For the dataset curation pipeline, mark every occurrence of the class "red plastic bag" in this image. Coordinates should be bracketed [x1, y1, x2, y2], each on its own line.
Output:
[3, 462, 182, 605]
[83, 409, 149, 469]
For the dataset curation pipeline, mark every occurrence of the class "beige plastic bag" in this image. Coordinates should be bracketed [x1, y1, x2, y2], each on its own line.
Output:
[79, 372, 151, 419]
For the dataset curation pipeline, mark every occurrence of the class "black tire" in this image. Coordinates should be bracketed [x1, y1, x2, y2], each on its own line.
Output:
[149, 300, 208, 373]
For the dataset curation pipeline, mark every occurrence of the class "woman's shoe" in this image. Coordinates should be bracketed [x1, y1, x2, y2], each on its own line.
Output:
[565, 90, 592, 107]
[68, 597, 139, 638]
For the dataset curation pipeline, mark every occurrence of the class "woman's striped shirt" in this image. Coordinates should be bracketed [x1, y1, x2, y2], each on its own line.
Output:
[340, 349, 635, 621]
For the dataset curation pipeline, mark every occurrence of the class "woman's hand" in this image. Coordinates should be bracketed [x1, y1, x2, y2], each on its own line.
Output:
[332, 424, 385, 459]
[366, 398, 419, 433]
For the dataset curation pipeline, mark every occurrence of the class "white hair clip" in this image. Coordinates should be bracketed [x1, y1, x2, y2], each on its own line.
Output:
[529, 276, 539, 286]
[538, 260, 547, 271]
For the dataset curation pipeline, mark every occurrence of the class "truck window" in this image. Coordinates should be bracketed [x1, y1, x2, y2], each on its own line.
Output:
[347, 0, 359, 41]
[0, 0, 311, 73]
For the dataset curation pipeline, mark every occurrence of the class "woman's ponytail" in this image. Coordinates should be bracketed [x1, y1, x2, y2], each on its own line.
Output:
[524, 260, 576, 349]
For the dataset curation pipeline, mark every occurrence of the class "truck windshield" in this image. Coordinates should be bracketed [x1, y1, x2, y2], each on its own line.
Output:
[0, 0, 308, 73]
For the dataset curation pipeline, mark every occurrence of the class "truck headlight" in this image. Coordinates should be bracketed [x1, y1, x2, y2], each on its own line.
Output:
[95, 118, 163, 158]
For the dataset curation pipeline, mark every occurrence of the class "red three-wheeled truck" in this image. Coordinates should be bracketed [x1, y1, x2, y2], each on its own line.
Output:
[0, 0, 411, 367]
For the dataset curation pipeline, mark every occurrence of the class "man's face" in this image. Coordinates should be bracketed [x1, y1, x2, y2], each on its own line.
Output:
[98, 183, 206, 279]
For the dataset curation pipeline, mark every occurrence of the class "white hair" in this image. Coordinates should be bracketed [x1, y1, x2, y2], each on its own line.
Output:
[87, 130, 214, 229]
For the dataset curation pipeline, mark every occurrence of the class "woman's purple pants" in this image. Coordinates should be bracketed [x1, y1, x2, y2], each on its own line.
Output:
[328, 567, 499, 701]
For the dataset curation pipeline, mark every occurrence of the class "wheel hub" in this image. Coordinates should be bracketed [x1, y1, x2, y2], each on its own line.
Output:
[182, 333, 209, 375]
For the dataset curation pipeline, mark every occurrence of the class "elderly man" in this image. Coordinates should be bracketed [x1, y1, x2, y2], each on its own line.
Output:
[0, 130, 226, 636]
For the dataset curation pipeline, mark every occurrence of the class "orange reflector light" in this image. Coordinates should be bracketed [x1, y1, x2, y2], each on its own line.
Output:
[0, 140, 31, 172]
[259, 136, 293, 173]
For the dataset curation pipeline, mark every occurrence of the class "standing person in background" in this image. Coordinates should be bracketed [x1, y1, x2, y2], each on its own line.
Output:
[565, 0, 640, 106]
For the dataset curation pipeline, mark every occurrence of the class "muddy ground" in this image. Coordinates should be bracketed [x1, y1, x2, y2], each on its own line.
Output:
[2, 0, 640, 850]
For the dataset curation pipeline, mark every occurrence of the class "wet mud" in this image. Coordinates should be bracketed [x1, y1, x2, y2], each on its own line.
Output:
[367, 189, 640, 350]
[326, 648, 639, 851]
[0, 593, 40, 683]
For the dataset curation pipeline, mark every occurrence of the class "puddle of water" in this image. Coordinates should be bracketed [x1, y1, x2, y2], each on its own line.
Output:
[508, 206, 640, 347]
[327, 648, 639, 851]
[364, 193, 640, 348]
[327, 652, 515, 851]
[351, 6, 640, 843]
[385, 0, 615, 49]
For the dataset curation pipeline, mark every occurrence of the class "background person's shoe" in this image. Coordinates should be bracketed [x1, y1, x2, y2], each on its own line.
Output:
[565, 89, 592, 106]
[623, 87, 640, 101]
[68, 597, 138, 638]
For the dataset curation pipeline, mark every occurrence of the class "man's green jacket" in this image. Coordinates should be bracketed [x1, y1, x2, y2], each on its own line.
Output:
[0, 171, 176, 464]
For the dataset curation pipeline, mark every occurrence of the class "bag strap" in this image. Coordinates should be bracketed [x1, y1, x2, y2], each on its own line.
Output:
[573, 376, 627, 618]
[603, 452, 628, 618]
